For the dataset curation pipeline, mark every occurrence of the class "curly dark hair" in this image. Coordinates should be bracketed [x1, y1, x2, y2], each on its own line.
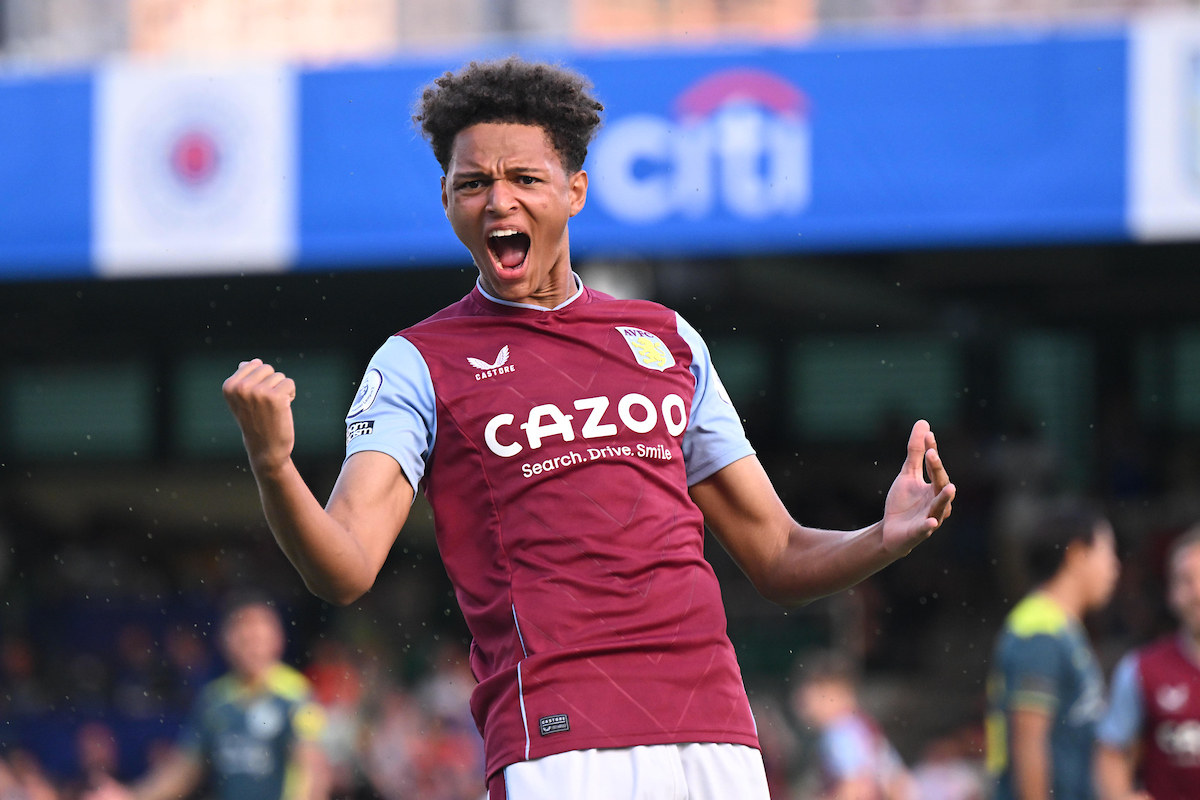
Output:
[414, 56, 605, 174]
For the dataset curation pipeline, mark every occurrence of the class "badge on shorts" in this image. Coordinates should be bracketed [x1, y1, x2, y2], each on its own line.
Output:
[538, 714, 570, 736]
[615, 326, 675, 372]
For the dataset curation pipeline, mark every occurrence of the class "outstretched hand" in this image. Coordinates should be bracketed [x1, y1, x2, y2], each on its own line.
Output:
[881, 419, 955, 556]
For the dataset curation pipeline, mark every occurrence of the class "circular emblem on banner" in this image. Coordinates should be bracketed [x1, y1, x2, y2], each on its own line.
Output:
[170, 129, 222, 188]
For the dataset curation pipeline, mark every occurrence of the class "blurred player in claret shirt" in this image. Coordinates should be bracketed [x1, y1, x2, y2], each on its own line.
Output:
[1095, 526, 1200, 800]
[222, 56, 956, 800]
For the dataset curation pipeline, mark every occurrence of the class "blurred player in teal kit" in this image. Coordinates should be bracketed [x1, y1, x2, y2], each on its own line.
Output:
[1095, 526, 1200, 800]
[88, 594, 328, 800]
[222, 56, 956, 799]
[986, 504, 1121, 800]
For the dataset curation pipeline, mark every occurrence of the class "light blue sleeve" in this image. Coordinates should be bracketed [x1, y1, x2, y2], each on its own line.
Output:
[1096, 651, 1144, 747]
[822, 717, 874, 777]
[675, 313, 756, 485]
[344, 335, 436, 495]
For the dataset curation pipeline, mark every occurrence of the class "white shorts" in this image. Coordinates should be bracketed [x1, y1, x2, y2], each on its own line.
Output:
[487, 742, 770, 800]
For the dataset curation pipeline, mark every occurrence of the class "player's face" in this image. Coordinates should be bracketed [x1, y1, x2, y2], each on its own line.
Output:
[1168, 543, 1200, 637]
[221, 604, 285, 682]
[1081, 525, 1120, 611]
[795, 679, 854, 727]
[442, 122, 588, 309]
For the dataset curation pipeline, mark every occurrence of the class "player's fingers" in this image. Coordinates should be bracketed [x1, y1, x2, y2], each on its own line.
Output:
[928, 485, 955, 526]
[268, 374, 297, 402]
[925, 443, 951, 491]
[236, 361, 286, 393]
[903, 419, 930, 477]
[223, 358, 267, 393]
[223, 361, 295, 407]
[231, 358, 264, 380]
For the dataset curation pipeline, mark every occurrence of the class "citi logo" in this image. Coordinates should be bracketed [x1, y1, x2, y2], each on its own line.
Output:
[468, 346, 516, 380]
[590, 68, 811, 224]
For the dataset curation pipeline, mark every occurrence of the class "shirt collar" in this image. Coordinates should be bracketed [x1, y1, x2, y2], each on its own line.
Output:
[475, 272, 584, 312]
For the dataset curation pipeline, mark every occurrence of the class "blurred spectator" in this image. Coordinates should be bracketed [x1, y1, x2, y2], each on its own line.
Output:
[0, 636, 49, 716]
[791, 650, 915, 800]
[909, 725, 987, 800]
[84, 593, 329, 800]
[109, 624, 167, 721]
[160, 625, 221, 712]
[60, 722, 120, 800]
[361, 687, 423, 800]
[411, 643, 484, 800]
[985, 501, 1121, 800]
[0, 750, 59, 800]
[302, 639, 366, 800]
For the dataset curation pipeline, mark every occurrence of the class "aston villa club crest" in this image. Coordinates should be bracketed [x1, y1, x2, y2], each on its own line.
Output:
[616, 326, 675, 372]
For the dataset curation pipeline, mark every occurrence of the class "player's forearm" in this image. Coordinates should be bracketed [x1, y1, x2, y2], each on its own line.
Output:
[760, 520, 896, 606]
[1011, 737, 1051, 800]
[131, 752, 203, 800]
[1094, 744, 1137, 800]
[251, 458, 379, 605]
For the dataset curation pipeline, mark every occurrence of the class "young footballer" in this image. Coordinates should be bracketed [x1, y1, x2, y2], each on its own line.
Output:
[223, 56, 955, 799]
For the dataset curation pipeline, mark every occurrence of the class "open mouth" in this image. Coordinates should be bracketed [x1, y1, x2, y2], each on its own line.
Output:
[488, 229, 530, 271]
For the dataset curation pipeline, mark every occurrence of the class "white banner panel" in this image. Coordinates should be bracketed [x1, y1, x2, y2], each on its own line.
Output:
[1129, 12, 1200, 242]
[93, 61, 295, 277]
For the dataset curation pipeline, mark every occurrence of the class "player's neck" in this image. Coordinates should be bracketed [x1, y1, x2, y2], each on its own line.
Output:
[1182, 627, 1200, 665]
[1037, 579, 1087, 621]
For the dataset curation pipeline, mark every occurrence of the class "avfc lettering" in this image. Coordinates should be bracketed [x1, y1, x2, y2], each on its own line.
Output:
[485, 392, 688, 458]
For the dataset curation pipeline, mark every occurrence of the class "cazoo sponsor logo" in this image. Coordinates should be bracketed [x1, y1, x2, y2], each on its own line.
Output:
[484, 392, 688, 459]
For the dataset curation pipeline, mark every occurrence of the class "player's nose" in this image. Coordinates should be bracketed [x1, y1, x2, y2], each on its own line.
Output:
[486, 180, 517, 213]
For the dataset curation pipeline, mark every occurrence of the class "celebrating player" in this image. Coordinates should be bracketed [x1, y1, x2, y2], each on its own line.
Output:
[1095, 526, 1200, 800]
[222, 56, 955, 799]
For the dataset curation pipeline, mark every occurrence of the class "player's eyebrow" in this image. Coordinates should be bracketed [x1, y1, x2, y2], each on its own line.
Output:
[451, 169, 492, 181]
[452, 161, 550, 178]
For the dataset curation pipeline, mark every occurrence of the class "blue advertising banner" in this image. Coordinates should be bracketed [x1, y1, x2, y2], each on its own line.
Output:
[0, 72, 92, 279]
[0, 27, 1131, 281]
[572, 32, 1128, 258]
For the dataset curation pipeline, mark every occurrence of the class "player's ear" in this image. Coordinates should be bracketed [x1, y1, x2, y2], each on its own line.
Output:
[568, 169, 588, 217]
[441, 175, 449, 216]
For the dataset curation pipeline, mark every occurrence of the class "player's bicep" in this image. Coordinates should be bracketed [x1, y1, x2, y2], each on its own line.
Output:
[690, 455, 793, 588]
[1003, 634, 1065, 717]
[325, 451, 414, 571]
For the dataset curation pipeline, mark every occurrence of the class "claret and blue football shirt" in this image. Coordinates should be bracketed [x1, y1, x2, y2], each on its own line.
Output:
[345, 275, 760, 780]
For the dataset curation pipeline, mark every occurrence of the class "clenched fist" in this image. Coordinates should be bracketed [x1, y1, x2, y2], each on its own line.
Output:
[222, 358, 298, 475]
